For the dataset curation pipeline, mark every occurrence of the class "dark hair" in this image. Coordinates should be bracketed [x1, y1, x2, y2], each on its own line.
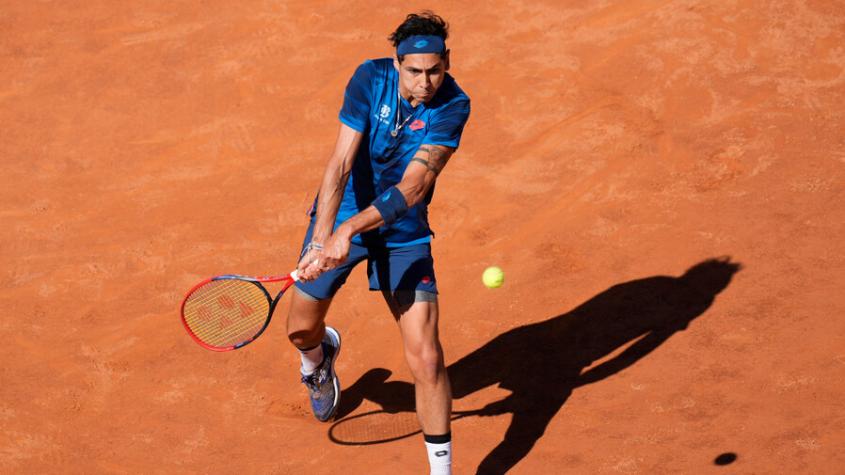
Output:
[388, 11, 449, 61]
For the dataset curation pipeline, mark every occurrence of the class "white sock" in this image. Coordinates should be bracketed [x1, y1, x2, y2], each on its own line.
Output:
[299, 343, 323, 375]
[424, 435, 452, 475]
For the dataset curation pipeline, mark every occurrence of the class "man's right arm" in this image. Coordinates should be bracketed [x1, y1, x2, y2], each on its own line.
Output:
[297, 60, 374, 279]
[297, 123, 363, 279]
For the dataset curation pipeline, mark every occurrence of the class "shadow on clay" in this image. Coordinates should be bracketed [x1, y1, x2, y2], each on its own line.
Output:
[331, 257, 742, 474]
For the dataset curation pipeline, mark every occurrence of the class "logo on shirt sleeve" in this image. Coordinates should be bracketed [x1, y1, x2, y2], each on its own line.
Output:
[379, 105, 392, 119]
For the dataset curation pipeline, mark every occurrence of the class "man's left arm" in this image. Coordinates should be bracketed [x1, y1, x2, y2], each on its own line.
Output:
[396, 143, 454, 206]
[318, 144, 455, 268]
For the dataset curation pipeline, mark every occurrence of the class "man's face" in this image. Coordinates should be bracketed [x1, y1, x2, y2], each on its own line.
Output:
[394, 51, 450, 105]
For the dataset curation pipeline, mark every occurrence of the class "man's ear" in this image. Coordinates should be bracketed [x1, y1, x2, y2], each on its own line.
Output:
[393, 55, 401, 70]
[443, 49, 451, 71]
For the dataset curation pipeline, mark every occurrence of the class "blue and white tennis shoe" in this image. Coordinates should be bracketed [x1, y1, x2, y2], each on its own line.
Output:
[300, 326, 341, 422]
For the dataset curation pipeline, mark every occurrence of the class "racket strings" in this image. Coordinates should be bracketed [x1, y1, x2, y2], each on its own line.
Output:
[183, 280, 270, 347]
[186, 282, 267, 344]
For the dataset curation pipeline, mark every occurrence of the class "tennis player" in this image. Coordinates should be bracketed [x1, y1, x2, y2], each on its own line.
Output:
[285, 11, 470, 475]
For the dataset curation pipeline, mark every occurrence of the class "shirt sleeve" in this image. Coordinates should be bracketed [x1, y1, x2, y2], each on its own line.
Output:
[422, 97, 471, 149]
[338, 61, 375, 132]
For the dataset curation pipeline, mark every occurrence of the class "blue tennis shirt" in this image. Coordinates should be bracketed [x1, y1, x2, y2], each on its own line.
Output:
[321, 58, 470, 247]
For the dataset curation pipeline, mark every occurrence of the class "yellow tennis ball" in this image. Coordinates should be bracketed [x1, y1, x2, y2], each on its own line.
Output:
[482, 266, 504, 288]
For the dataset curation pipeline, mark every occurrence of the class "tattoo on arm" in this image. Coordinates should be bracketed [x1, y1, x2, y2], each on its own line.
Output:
[411, 145, 452, 176]
[410, 157, 440, 174]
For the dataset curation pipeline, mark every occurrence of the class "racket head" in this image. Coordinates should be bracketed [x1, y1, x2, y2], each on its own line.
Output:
[180, 275, 289, 351]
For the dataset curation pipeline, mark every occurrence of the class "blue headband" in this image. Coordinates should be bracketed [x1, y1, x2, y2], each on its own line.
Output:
[397, 35, 446, 56]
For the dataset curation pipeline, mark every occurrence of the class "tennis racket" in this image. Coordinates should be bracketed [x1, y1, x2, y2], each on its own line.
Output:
[180, 271, 300, 351]
[328, 409, 483, 446]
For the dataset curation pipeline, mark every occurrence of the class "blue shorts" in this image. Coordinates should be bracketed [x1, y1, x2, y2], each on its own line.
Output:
[294, 223, 438, 301]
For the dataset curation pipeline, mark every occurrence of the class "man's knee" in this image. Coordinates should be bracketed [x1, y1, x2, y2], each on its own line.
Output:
[286, 288, 331, 347]
[405, 342, 445, 385]
[288, 325, 324, 348]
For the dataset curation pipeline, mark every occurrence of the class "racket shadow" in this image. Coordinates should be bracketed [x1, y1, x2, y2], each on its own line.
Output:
[328, 409, 480, 446]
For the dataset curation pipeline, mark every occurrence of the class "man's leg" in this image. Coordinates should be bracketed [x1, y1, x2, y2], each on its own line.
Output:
[372, 243, 450, 473]
[395, 297, 451, 433]
[287, 287, 342, 422]
[287, 219, 369, 422]
[384, 291, 452, 474]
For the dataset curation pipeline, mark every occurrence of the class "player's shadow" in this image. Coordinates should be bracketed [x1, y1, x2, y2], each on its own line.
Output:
[333, 257, 742, 474]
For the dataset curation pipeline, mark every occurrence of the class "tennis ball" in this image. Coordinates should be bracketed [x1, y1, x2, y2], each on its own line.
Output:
[482, 266, 504, 288]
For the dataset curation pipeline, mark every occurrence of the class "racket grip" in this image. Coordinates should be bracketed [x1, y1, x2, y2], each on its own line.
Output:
[291, 269, 300, 282]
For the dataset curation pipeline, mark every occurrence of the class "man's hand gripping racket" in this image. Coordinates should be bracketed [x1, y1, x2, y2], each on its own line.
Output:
[180, 271, 300, 351]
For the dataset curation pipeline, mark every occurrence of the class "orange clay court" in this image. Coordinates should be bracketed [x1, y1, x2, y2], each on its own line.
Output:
[1, 1, 844, 473]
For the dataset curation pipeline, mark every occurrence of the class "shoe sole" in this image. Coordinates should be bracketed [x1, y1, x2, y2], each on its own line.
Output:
[323, 326, 341, 422]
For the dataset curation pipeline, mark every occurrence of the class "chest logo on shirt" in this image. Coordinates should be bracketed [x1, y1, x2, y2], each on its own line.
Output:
[379, 104, 392, 119]
[409, 119, 426, 131]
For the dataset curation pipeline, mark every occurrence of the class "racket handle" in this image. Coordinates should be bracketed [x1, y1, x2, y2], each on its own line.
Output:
[291, 269, 300, 282]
